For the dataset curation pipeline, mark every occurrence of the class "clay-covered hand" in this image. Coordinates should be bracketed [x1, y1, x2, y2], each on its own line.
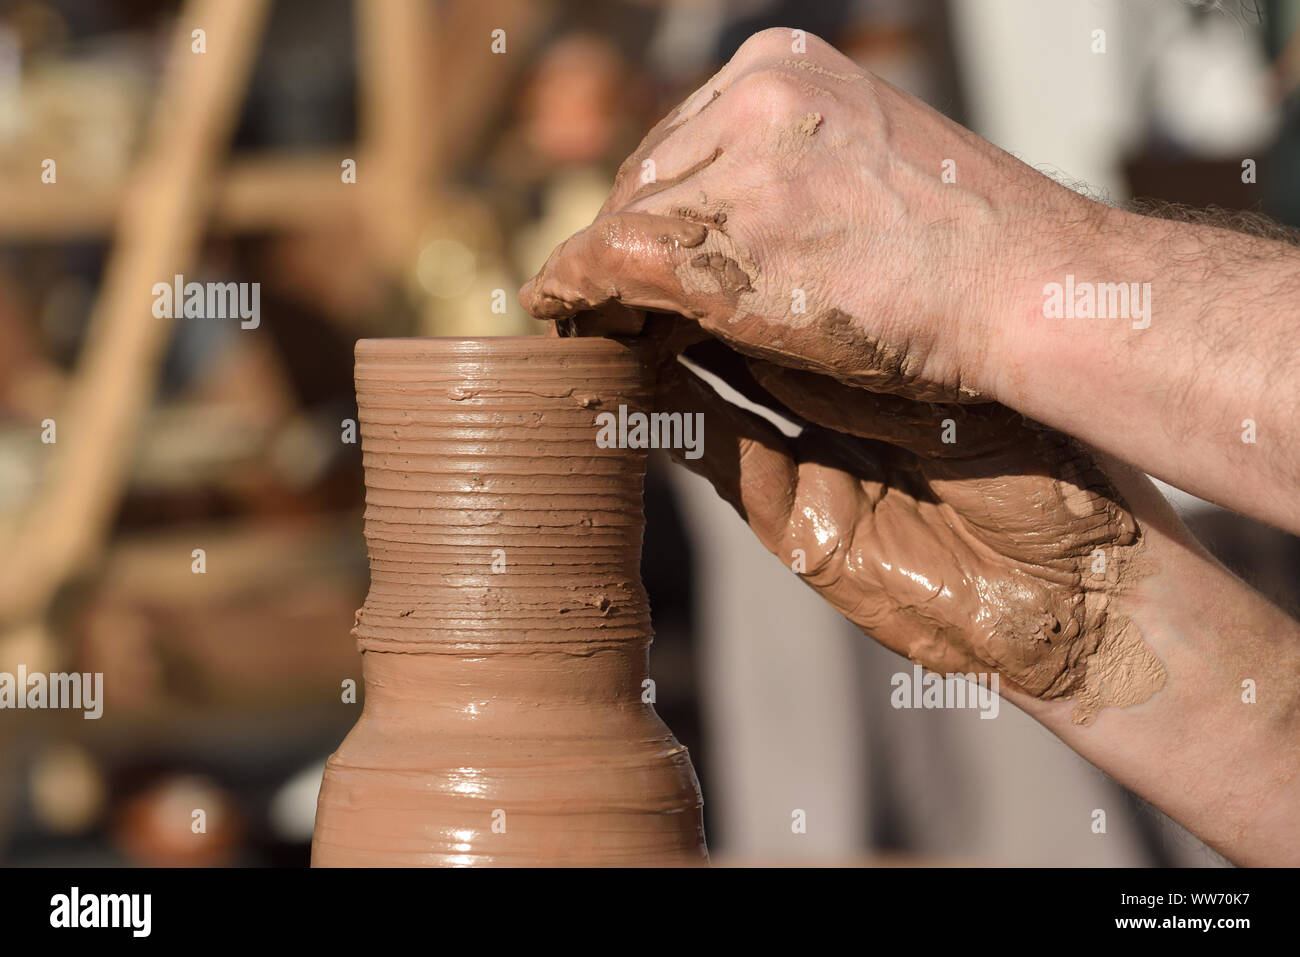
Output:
[662, 351, 1165, 722]
[519, 28, 1093, 401]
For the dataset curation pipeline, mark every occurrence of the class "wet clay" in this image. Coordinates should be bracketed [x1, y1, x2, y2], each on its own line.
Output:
[780, 57, 863, 84]
[651, 355, 1167, 725]
[690, 251, 754, 296]
[311, 337, 707, 866]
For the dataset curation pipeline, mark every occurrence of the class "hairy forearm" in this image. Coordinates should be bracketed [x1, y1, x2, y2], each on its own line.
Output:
[989, 202, 1300, 535]
[1007, 466, 1300, 865]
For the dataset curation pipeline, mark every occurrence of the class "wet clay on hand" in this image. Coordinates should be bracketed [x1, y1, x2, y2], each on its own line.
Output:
[659, 353, 1166, 723]
[312, 337, 707, 866]
[516, 30, 1098, 403]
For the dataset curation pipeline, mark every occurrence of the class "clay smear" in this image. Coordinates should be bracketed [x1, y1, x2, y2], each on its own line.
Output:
[654, 355, 1166, 726]
[312, 336, 707, 867]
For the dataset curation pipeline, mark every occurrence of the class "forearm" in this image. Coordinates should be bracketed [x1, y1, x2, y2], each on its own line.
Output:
[1007, 465, 1300, 865]
[988, 203, 1300, 535]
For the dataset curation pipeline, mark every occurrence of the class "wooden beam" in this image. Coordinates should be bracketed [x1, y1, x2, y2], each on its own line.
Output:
[356, 0, 439, 272]
[0, 0, 272, 627]
[0, 153, 354, 239]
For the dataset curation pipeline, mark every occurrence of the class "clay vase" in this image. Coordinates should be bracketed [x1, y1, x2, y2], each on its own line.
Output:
[312, 336, 707, 866]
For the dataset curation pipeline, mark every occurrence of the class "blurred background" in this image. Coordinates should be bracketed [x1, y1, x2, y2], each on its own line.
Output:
[0, 0, 1296, 866]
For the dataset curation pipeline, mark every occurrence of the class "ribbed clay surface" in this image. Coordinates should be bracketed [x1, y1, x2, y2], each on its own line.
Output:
[311, 337, 708, 866]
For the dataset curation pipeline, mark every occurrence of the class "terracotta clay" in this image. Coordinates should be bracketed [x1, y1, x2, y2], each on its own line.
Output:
[312, 336, 707, 866]
[650, 354, 1167, 725]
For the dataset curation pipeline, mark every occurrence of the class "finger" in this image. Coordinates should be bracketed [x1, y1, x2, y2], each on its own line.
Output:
[748, 360, 1024, 458]
[518, 212, 713, 321]
[621, 147, 724, 210]
[655, 358, 798, 552]
[611, 23, 844, 207]
[601, 54, 742, 213]
[673, 59, 740, 124]
[622, 170, 735, 235]
[550, 304, 647, 339]
[601, 102, 707, 216]
[602, 27, 838, 214]
[661, 357, 893, 587]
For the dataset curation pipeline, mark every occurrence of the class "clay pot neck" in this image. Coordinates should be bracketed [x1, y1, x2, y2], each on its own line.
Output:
[351, 336, 658, 655]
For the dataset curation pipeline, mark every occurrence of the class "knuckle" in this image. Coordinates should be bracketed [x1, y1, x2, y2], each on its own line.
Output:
[799, 30, 836, 56]
[733, 27, 793, 63]
[730, 68, 805, 122]
[733, 27, 835, 64]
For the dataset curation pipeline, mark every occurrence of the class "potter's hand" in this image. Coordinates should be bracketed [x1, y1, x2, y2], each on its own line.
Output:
[658, 351, 1163, 722]
[662, 348, 1300, 867]
[518, 27, 1082, 402]
[519, 28, 1300, 536]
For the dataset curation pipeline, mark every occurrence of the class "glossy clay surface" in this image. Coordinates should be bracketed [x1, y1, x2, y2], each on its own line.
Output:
[311, 336, 707, 866]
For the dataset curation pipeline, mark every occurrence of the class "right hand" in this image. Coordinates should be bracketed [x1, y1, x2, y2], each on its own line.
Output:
[519, 27, 1098, 402]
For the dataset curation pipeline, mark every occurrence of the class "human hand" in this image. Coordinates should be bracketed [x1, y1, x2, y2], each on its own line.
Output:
[519, 28, 1095, 401]
[661, 349, 1166, 723]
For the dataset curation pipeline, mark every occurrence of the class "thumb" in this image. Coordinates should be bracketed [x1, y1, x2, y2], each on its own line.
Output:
[519, 212, 711, 322]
